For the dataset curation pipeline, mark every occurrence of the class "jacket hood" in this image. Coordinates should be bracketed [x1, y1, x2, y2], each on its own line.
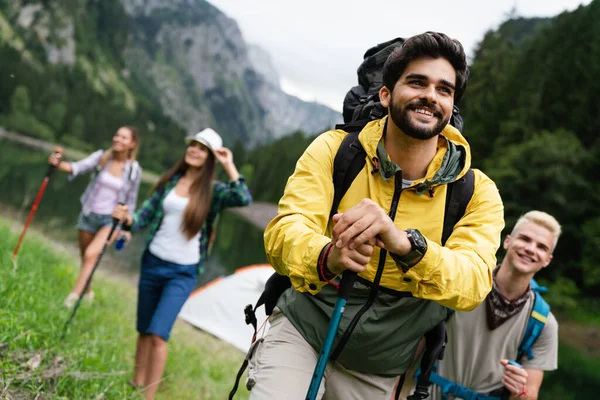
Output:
[359, 116, 471, 195]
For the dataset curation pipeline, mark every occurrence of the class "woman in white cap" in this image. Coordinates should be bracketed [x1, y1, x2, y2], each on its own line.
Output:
[113, 128, 251, 399]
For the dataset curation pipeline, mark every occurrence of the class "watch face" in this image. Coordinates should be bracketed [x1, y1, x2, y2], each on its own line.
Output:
[408, 229, 427, 252]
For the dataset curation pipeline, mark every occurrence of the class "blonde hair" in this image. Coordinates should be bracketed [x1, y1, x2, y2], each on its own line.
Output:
[511, 210, 562, 251]
[99, 126, 140, 168]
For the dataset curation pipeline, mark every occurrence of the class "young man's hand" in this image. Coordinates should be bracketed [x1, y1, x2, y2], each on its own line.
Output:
[326, 238, 375, 275]
[500, 360, 528, 398]
[331, 199, 411, 255]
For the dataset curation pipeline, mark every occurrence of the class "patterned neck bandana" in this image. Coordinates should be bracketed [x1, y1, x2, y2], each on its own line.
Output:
[486, 265, 530, 330]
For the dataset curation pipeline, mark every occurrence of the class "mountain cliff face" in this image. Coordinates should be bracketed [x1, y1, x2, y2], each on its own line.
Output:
[0, 0, 340, 151]
[121, 0, 341, 143]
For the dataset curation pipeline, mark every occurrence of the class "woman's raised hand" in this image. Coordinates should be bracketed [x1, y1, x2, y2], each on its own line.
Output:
[213, 147, 233, 166]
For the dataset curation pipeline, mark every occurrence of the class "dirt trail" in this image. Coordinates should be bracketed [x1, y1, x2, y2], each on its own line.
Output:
[1, 206, 139, 286]
[558, 319, 600, 358]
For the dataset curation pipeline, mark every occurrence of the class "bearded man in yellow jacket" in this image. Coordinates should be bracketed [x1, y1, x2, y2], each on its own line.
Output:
[251, 32, 505, 400]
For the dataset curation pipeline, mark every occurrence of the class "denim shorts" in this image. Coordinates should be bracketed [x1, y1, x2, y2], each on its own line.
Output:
[137, 250, 198, 341]
[76, 211, 113, 234]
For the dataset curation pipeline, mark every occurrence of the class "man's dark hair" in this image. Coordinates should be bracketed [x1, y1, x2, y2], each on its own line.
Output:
[382, 32, 469, 103]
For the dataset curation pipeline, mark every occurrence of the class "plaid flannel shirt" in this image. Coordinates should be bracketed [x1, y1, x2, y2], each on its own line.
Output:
[131, 174, 252, 273]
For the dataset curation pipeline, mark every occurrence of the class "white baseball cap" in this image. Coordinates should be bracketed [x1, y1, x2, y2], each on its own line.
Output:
[185, 128, 223, 153]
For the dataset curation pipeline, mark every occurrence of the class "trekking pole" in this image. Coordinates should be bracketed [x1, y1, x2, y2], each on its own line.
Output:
[12, 147, 63, 260]
[60, 211, 121, 339]
[306, 270, 357, 400]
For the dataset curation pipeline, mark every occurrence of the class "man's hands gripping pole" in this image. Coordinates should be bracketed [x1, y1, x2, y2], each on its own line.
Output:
[326, 199, 413, 276]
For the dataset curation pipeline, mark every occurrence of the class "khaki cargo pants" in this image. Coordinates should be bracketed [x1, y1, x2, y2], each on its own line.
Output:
[248, 308, 397, 400]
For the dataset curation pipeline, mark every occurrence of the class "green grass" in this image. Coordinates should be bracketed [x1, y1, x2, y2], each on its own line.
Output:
[561, 304, 600, 327]
[542, 343, 600, 399]
[0, 222, 250, 399]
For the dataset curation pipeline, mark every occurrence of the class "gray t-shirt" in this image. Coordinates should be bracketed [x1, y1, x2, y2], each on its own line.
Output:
[430, 291, 559, 399]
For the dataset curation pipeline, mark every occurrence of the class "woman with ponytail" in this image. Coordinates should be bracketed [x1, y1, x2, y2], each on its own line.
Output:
[112, 128, 251, 399]
[48, 126, 141, 308]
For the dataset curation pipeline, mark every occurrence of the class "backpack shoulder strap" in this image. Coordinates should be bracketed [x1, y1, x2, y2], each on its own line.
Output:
[128, 161, 140, 182]
[441, 168, 475, 246]
[330, 128, 367, 218]
[518, 280, 550, 361]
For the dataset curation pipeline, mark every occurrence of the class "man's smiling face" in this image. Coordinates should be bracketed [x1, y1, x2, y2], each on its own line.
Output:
[380, 56, 456, 140]
[504, 221, 555, 276]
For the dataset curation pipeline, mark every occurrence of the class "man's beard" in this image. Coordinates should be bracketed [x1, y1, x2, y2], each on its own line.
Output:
[389, 98, 450, 140]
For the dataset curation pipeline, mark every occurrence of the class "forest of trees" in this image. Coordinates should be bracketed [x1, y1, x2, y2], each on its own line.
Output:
[461, 3, 600, 303]
[0, 0, 189, 173]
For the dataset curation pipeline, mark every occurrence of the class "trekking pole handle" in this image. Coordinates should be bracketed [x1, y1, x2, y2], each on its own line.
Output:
[508, 360, 523, 368]
[113, 202, 126, 226]
[46, 147, 63, 177]
[338, 270, 357, 300]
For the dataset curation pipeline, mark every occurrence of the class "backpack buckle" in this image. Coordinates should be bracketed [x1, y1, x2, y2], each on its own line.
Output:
[244, 304, 257, 328]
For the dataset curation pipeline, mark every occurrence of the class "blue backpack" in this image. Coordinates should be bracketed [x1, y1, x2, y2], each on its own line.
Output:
[420, 279, 550, 400]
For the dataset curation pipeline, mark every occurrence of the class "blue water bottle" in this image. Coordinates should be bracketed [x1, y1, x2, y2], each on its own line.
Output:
[115, 235, 127, 251]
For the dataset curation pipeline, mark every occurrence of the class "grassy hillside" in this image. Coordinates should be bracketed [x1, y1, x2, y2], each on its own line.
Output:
[0, 222, 250, 399]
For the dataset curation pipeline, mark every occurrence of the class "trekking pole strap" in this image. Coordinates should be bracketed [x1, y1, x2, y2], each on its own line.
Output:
[428, 371, 501, 400]
[394, 374, 406, 400]
[228, 359, 249, 400]
[228, 337, 264, 399]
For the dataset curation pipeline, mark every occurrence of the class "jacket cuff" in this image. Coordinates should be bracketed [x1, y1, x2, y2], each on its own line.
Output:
[67, 162, 78, 181]
[228, 175, 246, 186]
[401, 237, 437, 283]
[301, 236, 331, 293]
[129, 214, 139, 233]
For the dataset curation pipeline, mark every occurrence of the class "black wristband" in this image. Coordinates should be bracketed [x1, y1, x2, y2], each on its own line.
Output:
[317, 243, 337, 281]
[121, 219, 132, 231]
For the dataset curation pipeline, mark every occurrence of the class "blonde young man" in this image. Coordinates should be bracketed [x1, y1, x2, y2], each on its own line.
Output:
[427, 211, 560, 400]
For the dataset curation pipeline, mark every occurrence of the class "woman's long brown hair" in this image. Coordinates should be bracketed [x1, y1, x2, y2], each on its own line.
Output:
[99, 126, 140, 168]
[152, 150, 216, 240]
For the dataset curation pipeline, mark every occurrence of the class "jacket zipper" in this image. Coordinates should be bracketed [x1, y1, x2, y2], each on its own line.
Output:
[330, 170, 404, 360]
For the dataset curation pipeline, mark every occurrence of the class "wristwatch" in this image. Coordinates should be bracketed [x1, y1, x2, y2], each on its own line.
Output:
[390, 229, 427, 272]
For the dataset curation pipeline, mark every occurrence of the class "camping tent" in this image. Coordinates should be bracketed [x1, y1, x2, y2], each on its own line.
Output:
[179, 264, 275, 353]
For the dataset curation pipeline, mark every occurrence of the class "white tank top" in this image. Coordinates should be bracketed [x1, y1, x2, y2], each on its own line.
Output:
[149, 190, 201, 265]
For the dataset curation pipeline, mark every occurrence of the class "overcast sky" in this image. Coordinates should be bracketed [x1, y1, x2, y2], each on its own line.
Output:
[208, 0, 591, 111]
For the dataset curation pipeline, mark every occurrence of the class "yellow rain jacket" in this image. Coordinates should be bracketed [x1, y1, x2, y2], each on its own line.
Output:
[264, 117, 504, 375]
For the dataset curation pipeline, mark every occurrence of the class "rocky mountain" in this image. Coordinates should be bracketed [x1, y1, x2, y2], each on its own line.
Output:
[0, 0, 341, 159]
[121, 0, 340, 143]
